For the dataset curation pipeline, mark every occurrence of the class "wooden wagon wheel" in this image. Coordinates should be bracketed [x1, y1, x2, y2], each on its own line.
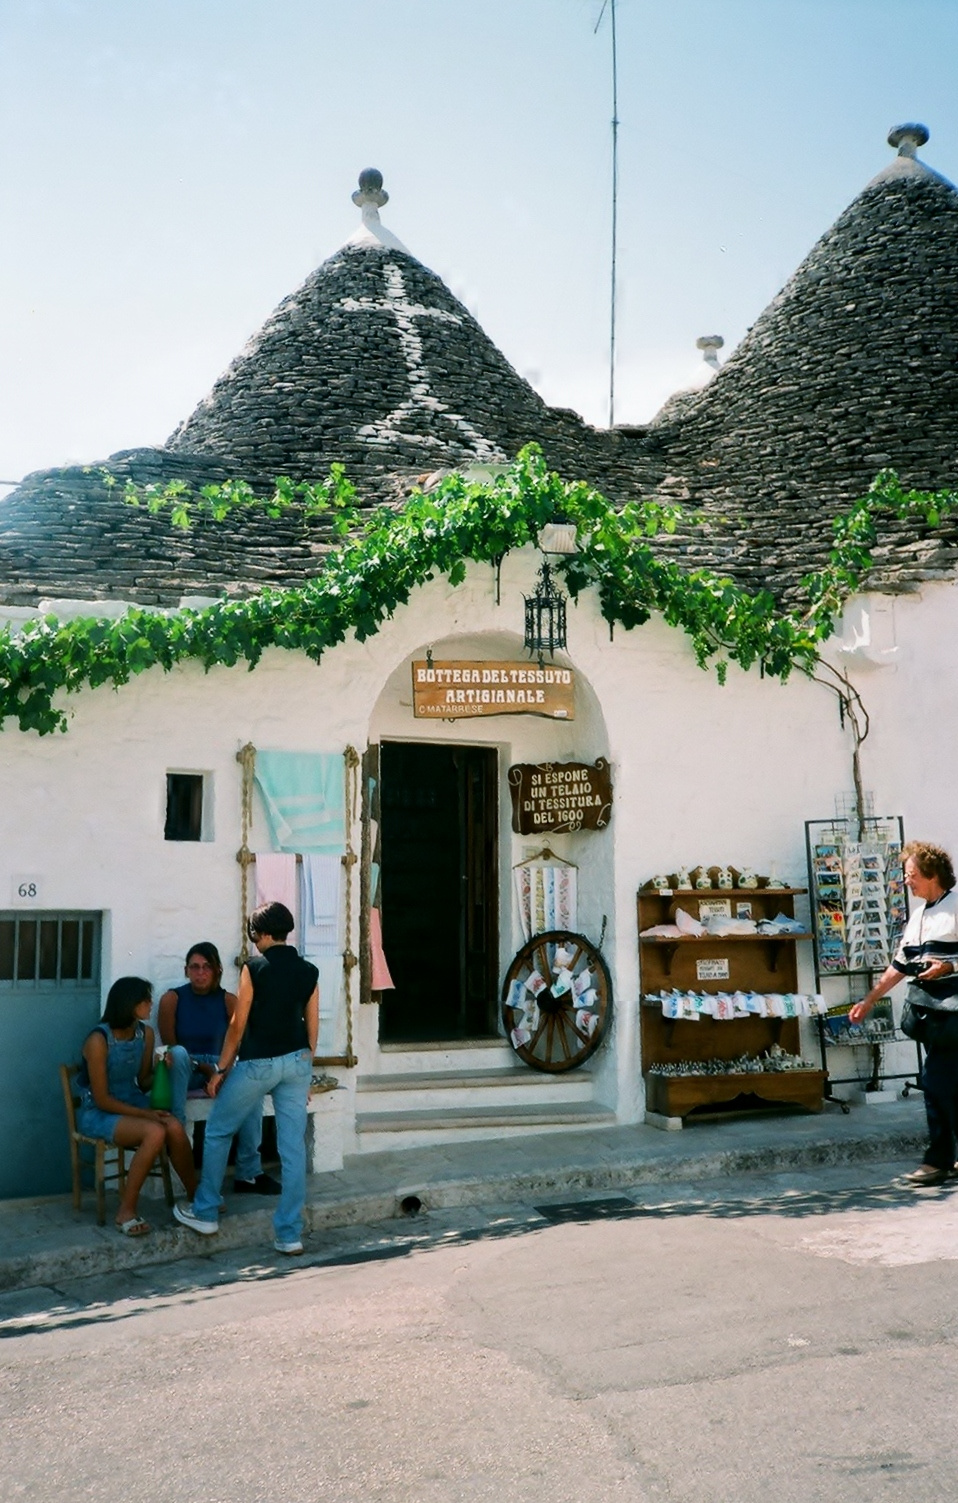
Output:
[501, 930, 613, 1073]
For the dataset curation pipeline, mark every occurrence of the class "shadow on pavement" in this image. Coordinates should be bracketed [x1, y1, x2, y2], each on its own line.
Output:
[2, 1171, 950, 1339]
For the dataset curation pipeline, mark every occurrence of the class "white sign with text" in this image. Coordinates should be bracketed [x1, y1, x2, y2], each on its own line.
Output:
[696, 958, 730, 981]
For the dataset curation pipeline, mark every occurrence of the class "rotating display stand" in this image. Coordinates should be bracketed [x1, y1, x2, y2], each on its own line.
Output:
[805, 816, 922, 1107]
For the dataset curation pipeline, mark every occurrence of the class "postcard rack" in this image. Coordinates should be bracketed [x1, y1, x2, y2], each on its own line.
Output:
[804, 816, 921, 1104]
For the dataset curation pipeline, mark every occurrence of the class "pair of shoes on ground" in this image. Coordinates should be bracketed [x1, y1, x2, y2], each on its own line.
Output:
[903, 1164, 950, 1187]
[174, 1201, 303, 1255]
[233, 1173, 282, 1196]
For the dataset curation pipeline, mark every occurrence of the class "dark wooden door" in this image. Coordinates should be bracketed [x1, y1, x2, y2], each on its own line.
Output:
[379, 742, 498, 1042]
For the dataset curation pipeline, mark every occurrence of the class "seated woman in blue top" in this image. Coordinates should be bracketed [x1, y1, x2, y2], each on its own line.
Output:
[78, 976, 197, 1236]
[157, 942, 278, 1195]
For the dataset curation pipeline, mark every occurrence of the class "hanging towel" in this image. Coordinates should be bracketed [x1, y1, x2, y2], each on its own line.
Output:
[369, 908, 395, 990]
[532, 867, 547, 937]
[254, 853, 298, 938]
[298, 856, 347, 1055]
[314, 955, 346, 1056]
[515, 863, 578, 940]
[515, 864, 533, 942]
[555, 866, 577, 931]
[300, 854, 343, 955]
[254, 750, 346, 855]
[543, 867, 556, 931]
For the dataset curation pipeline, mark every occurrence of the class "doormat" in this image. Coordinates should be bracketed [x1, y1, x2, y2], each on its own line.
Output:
[534, 1196, 644, 1223]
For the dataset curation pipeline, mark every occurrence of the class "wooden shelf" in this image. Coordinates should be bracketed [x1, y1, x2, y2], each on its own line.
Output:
[640, 887, 807, 898]
[647, 1069, 826, 1118]
[640, 933, 813, 944]
[638, 879, 821, 1119]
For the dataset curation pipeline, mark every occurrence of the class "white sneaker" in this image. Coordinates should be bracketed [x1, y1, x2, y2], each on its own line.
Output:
[174, 1201, 219, 1235]
[273, 1238, 304, 1256]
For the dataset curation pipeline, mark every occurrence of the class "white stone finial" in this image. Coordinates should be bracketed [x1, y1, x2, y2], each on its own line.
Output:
[696, 334, 724, 371]
[888, 123, 930, 159]
[352, 167, 388, 212]
[344, 167, 409, 254]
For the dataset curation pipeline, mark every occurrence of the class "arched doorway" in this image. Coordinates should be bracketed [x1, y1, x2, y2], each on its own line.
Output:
[366, 630, 612, 1050]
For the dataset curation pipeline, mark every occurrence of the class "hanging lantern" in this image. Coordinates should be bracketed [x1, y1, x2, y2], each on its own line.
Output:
[524, 560, 567, 659]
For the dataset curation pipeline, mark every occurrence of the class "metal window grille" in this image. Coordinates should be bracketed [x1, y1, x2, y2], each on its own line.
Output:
[0, 912, 100, 988]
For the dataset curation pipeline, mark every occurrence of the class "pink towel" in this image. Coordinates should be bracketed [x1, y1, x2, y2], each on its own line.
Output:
[254, 852, 298, 939]
[369, 908, 395, 991]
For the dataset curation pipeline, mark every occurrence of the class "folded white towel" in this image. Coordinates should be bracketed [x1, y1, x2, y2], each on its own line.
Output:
[674, 907, 706, 937]
[703, 915, 758, 936]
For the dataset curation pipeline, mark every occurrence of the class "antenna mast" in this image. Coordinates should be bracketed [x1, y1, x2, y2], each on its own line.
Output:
[595, 0, 620, 428]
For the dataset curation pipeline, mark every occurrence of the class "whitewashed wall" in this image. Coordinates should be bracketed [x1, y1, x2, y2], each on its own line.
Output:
[2, 551, 946, 1133]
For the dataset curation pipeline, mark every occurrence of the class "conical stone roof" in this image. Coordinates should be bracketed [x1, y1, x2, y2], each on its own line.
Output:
[168, 163, 579, 482]
[0, 176, 621, 607]
[166, 170, 621, 492]
[644, 125, 958, 596]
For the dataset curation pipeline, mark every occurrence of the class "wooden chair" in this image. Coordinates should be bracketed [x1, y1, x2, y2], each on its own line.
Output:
[59, 1064, 174, 1225]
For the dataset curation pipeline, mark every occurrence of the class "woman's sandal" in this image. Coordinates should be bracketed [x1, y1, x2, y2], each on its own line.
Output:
[115, 1216, 151, 1237]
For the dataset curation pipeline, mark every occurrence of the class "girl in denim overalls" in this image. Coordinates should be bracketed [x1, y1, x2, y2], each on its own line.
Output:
[78, 976, 197, 1235]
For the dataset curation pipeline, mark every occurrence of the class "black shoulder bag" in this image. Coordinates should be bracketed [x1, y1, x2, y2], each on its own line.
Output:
[901, 984, 958, 1050]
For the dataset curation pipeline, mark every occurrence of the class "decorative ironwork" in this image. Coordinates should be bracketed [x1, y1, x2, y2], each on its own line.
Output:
[524, 561, 567, 659]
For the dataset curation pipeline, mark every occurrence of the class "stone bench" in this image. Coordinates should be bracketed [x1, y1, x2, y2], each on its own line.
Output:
[183, 1078, 345, 1174]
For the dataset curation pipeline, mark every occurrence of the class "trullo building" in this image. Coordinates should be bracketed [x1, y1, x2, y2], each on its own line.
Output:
[2, 128, 957, 1196]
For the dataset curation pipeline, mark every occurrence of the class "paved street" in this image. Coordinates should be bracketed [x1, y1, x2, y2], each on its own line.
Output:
[3, 1157, 958, 1502]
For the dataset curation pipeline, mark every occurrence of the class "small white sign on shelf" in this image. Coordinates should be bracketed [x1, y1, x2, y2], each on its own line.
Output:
[696, 958, 730, 981]
[698, 899, 732, 918]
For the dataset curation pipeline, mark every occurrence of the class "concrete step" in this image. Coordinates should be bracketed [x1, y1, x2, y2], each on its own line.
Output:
[374, 1039, 515, 1075]
[355, 1100, 617, 1152]
[356, 1068, 595, 1112]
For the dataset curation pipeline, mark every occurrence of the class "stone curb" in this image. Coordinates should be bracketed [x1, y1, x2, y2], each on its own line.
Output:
[0, 1120, 928, 1295]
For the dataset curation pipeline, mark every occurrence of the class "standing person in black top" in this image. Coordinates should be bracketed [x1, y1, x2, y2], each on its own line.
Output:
[174, 902, 319, 1254]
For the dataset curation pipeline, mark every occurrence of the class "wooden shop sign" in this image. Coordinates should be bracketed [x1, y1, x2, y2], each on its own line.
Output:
[508, 759, 612, 834]
[412, 661, 575, 720]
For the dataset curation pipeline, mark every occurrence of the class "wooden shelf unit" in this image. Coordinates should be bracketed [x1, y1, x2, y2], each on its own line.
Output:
[638, 885, 824, 1119]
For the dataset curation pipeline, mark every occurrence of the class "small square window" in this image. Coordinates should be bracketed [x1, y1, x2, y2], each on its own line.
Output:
[165, 773, 204, 841]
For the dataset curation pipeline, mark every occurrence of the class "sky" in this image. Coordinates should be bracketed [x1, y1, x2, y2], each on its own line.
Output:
[1, 0, 957, 487]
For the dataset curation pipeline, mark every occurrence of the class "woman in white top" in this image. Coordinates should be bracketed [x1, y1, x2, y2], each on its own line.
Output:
[850, 841, 958, 1185]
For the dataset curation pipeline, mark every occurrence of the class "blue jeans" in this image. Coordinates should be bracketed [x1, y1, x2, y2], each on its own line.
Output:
[167, 1045, 263, 1183]
[192, 1050, 313, 1244]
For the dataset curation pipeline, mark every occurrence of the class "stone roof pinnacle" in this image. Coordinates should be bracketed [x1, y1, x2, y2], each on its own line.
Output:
[888, 123, 930, 157]
[869, 122, 955, 190]
[344, 168, 410, 253]
[696, 334, 724, 372]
